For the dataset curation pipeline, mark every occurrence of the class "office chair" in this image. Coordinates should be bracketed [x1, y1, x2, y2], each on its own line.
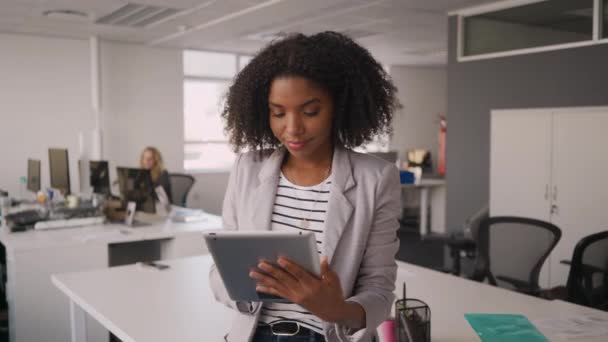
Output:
[423, 205, 488, 275]
[566, 230, 608, 310]
[168, 173, 195, 207]
[471, 216, 561, 296]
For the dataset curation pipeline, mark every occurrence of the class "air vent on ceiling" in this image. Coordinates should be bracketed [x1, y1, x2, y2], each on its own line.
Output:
[96, 3, 181, 28]
[43, 9, 89, 21]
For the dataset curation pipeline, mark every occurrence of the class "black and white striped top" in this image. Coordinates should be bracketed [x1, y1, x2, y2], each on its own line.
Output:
[258, 172, 332, 334]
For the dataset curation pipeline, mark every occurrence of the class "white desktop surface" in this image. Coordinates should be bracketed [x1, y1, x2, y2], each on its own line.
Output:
[0, 215, 222, 254]
[54, 256, 233, 342]
[53, 255, 608, 342]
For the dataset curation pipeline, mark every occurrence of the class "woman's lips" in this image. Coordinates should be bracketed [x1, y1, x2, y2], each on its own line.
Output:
[286, 140, 309, 151]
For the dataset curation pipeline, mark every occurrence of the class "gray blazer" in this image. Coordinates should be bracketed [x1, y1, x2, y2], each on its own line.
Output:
[210, 145, 401, 342]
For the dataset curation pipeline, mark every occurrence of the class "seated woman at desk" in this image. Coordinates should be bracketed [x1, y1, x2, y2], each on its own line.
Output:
[139, 146, 172, 204]
[210, 32, 401, 342]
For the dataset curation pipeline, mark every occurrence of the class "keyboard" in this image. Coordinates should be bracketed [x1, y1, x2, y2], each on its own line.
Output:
[34, 216, 105, 230]
[5, 210, 47, 227]
[52, 205, 99, 219]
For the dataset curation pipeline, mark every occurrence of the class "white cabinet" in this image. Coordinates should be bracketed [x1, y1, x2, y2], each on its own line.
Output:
[9, 244, 108, 342]
[490, 107, 608, 288]
[490, 110, 553, 221]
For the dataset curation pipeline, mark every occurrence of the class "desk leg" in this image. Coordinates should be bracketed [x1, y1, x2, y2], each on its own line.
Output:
[70, 300, 87, 342]
[420, 188, 429, 235]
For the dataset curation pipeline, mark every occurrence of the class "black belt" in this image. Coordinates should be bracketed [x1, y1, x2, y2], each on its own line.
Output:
[256, 322, 325, 340]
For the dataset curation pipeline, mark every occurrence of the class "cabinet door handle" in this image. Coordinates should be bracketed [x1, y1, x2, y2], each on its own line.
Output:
[553, 185, 558, 201]
[551, 204, 559, 215]
[544, 185, 549, 200]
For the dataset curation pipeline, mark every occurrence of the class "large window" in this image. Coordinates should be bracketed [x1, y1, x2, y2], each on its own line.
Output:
[457, 0, 608, 61]
[183, 51, 251, 171]
[464, 0, 593, 57]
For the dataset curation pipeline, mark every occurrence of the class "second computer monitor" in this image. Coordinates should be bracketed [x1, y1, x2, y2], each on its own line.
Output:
[90, 161, 111, 195]
[116, 167, 155, 214]
[27, 159, 41, 193]
[49, 148, 71, 195]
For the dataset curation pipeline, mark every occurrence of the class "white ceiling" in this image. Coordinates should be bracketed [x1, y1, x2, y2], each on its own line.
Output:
[0, 0, 498, 65]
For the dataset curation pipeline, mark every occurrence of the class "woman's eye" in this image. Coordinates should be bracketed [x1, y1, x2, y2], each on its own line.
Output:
[304, 110, 319, 116]
[272, 112, 285, 117]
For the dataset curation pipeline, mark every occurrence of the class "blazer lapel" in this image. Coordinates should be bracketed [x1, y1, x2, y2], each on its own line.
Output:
[323, 146, 355, 263]
[250, 149, 285, 231]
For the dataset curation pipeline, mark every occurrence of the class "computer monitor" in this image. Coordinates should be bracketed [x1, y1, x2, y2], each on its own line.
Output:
[49, 148, 71, 195]
[90, 161, 111, 195]
[27, 159, 41, 193]
[116, 167, 155, 214]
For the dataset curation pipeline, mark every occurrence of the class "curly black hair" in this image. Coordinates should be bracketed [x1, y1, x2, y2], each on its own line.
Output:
[222, 31, 398, 152]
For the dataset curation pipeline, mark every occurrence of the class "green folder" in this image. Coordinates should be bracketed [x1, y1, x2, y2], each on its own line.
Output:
[464, 314, 549, 342]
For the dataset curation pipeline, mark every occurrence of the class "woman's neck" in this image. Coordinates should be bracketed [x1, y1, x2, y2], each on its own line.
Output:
[284, 143, 333, 169]
[282, 145, 334, 186]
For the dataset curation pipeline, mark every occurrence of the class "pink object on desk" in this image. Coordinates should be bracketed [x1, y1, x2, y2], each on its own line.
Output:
[378, 318, 396, 342]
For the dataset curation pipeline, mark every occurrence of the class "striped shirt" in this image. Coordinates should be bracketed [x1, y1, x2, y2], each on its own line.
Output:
[258, 172, 332, 334]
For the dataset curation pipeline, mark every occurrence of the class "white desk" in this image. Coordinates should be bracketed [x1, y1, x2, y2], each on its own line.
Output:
[0, 214, 222, 342]
[53, 255, 608, 342]
[401, 178, 446, 235]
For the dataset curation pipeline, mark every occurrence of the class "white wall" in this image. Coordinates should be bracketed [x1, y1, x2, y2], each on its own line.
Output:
[0, 33, 94, 197]
[187, 172, 229, 215]
[100, 41, 184, 186]
[389, 66, 447, 170]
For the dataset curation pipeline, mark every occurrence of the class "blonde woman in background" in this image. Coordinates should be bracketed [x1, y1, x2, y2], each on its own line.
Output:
[140, 146, 173, 204]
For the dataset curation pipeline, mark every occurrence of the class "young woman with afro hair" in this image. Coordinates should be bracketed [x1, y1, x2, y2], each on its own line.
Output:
[210, 31, 401, 342]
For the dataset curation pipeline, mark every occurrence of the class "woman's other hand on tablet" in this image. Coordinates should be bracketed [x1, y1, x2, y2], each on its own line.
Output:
[249, 256, 365, 328]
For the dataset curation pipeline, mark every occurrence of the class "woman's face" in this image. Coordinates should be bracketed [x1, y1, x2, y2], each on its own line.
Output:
[142, 151, 156, 169]
[269, 76, 334, 161]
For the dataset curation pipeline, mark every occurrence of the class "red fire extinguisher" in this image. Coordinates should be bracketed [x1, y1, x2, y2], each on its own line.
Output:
[438, 115, 446, 177]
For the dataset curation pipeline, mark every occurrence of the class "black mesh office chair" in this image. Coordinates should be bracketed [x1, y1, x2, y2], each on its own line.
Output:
[168, 173, 195, 207]
[566, 230, 608, 310]
[472, 216, 561, 296]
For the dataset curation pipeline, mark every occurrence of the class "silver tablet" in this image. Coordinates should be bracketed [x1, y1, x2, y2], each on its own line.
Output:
[204, 231, 321, 302]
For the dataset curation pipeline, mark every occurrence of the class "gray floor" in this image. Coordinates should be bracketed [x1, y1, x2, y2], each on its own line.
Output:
[395, 226, 445, 271]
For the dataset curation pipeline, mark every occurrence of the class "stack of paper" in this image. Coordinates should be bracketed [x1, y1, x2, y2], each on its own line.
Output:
[534, 314, 608, 340]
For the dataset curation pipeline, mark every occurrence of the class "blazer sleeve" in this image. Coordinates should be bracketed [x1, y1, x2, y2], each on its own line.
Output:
[208, 154, 259, 315]
[336, 163, 401, 341]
